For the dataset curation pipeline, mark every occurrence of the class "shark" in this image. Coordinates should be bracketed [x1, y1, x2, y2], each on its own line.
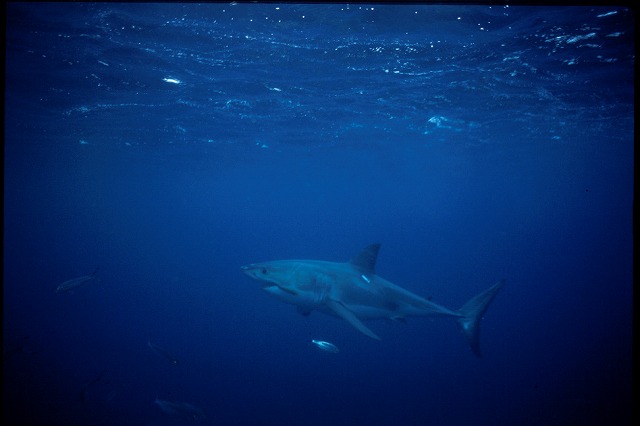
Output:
[241, 244, 504, 357]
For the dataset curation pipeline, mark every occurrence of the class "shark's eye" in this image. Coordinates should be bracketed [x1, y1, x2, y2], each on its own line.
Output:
[261, 268, 267, 274]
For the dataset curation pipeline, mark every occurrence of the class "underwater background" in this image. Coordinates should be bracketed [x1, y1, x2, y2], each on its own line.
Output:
[4, 3, 634, 425]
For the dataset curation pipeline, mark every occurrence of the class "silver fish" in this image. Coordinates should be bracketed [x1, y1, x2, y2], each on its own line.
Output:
[56, 267, 100, 294]
[312, 340, 339, 353]
[155, 398, 206, 421]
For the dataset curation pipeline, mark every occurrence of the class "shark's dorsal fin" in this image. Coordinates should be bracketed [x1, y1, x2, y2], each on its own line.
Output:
[350, 244, 381, 273]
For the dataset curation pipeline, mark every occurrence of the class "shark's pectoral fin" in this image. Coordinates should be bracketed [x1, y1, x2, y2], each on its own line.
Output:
[326, 299, 380, 340]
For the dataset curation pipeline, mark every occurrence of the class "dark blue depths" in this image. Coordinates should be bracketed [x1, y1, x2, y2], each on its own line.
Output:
[3, 3, 634, 426]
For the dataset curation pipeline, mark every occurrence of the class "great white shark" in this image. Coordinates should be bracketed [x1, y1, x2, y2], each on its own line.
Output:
[241, 244, 504, 357]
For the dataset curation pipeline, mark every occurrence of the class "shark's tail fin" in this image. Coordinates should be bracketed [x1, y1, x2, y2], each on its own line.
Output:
[456, 279, 505, 357]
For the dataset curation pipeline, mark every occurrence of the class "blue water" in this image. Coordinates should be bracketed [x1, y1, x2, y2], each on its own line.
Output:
[4, 3, 634, 425]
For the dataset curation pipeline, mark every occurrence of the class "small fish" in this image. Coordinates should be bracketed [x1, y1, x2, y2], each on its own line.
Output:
[162, 77, 181, 84]
[56, 267, 99, 293]
[148, 340, 179, 365]
[311, 340, 339, 353]
[155, 398, 206, 421]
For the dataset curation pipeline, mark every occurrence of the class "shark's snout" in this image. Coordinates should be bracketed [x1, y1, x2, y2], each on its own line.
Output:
[241, 264, 270, 283]
[240, 264, 257, 278]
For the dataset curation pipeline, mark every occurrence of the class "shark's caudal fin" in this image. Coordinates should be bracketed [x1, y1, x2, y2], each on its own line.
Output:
[456, 279, 505, 357]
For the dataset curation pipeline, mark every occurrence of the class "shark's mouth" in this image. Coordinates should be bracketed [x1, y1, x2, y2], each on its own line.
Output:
[252, 278, 280, 291]
[263, 282, 298, 296]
